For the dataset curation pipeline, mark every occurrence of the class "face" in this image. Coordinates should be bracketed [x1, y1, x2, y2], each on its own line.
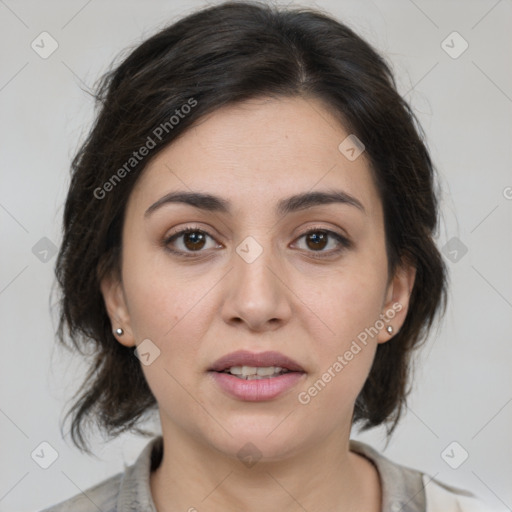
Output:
[102, 96, 415, 461]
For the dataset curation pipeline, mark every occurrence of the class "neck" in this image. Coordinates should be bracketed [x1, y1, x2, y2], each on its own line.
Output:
[150, 421, 381, 512]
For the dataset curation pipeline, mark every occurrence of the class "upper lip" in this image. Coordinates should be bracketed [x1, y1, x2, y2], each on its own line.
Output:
[209, 350, 305, 372]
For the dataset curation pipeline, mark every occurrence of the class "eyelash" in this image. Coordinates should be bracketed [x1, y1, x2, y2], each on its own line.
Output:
[163, 224, 352, 259]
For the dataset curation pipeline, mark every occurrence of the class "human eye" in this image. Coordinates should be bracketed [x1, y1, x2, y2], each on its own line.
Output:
[292, 226, 352, 258]
[163, 225, 222, 258]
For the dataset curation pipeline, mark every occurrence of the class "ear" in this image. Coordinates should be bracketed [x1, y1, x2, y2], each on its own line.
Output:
[100, 273, 136, 347]
[376, 259, 416, 344]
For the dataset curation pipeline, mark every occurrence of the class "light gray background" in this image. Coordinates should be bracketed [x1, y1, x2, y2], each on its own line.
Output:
[1, 1, 511, 511]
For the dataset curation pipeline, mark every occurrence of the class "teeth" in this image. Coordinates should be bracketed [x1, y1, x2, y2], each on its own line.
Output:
[256, 366, 282, 376]
[224, 366, 288, 379]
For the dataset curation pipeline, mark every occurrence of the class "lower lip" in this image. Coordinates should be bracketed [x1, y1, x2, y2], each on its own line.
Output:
[210, 371, 306, 401]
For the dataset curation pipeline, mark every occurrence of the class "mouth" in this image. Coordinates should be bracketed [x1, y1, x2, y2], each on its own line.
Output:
[217, 365, 293, 380]
[208, 350, 306, 401]
[208, 349, 306, 375]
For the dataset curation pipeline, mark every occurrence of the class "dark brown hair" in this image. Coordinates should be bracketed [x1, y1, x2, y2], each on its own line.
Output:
[55, 0, 448, 452]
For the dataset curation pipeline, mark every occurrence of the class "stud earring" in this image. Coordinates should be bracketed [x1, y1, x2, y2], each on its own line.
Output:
[115, 328, 124, 336]
[386, 325, 393, 335]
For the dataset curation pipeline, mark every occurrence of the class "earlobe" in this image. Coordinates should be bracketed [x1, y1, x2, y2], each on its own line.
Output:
[100, 274, 136, 347]
[377, 261, 416, 344]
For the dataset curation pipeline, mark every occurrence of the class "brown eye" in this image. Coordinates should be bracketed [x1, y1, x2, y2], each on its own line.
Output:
[305, 231, 328, 251]
[182, 231, 206, 251]
[164, 227, 221, 257]
[293, 228, 351, 258]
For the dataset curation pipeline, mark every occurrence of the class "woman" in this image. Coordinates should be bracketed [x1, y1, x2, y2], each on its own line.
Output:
[43, 1, 498, 510]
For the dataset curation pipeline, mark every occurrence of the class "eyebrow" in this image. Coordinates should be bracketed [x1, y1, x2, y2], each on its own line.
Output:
[144, 189, 366, 218]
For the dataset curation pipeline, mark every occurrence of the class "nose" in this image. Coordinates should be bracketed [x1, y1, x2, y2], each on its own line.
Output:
[220, 242, 293, 332]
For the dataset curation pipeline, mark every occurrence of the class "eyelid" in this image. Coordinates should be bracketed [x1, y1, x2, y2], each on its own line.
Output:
[165, 223, 219, 240]
[295, 224, 350, 242]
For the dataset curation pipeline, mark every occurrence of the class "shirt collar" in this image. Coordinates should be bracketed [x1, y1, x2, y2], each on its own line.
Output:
[117, 436, 162, 512]
[349, 439, 426, 512]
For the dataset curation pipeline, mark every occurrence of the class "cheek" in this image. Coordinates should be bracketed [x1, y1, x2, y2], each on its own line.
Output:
[121, 239, 206, 341]
[120, 248, 222, 396]
[294, 278, 382, 423]
[292, 256, 388, 406]
[121, 254, 215, 426]
[299, 262, 388, 346]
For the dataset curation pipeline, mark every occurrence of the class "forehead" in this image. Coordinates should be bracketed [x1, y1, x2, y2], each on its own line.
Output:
[129, 96, 382, 220]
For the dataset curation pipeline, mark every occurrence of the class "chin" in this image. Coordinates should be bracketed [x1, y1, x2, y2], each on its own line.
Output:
[202, 417, 312, 463]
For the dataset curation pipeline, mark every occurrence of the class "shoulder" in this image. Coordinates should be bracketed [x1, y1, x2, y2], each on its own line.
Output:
[38, 471, 123, 512]
[349, 439, 504, 512]
[424, 476, 506, 512]
[38, 436, 162, 512]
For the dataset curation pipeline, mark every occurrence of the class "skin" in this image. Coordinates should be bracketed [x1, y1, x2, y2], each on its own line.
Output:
[101, 96, 416, 512]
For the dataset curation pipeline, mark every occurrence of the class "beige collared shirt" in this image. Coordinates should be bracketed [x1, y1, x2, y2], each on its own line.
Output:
[40, 436, 499, 512]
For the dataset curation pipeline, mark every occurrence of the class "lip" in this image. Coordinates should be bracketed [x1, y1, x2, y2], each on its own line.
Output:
[208, 350, 305, 373]
[208, 350, 306, 402]
[210, 371, 306, 401]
